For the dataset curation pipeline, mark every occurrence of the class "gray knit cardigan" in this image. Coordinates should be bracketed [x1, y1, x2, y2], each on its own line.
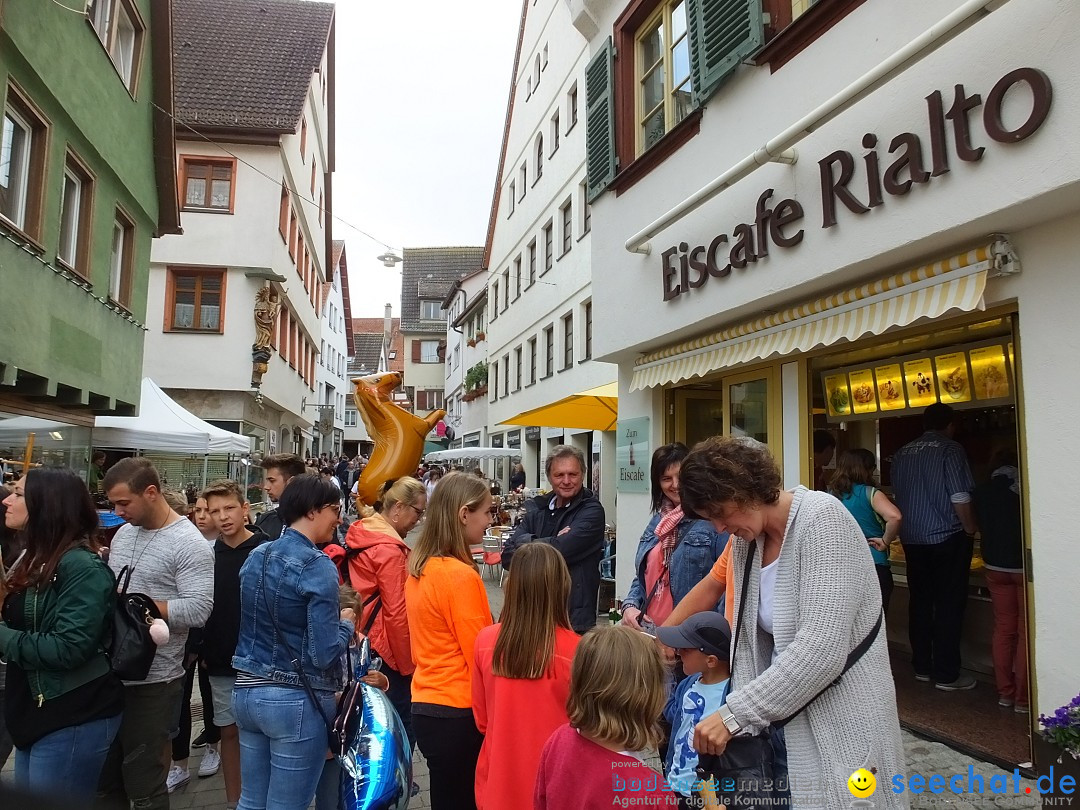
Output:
[724, 487, 909, 809]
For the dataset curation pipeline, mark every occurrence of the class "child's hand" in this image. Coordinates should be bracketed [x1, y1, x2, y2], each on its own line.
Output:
[362, 671, 390, 691]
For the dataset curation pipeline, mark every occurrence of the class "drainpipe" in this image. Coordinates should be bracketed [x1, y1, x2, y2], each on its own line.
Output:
[624, 0, 1014, 255]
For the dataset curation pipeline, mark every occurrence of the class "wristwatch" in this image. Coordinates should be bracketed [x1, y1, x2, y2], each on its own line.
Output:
[717, 704, 741, 735]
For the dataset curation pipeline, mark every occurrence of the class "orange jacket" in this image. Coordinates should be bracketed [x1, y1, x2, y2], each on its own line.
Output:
[405, 556, 492, 709]
[344, 514, 413, 675]
[708, 541, 734, 626]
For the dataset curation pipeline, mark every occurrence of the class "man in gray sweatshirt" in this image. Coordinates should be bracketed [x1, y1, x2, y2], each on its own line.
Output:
[97, 458, 214, 810]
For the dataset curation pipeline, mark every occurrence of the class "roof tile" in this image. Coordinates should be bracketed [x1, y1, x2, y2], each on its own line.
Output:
[400, 247, 484, 333]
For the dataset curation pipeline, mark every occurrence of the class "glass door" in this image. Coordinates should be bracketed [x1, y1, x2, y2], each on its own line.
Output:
[674, 366, 780, 458]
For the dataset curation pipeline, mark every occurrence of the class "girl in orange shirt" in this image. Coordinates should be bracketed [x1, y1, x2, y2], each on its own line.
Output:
[472, 543, 580, 810]
[404, 473, 493, 810]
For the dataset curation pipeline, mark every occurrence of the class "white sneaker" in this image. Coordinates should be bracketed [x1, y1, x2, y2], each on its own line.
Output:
[198, 745, 221, 777]
[167, 765, 190, 793]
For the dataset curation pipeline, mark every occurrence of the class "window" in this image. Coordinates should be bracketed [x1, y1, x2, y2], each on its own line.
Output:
[528, 337, 537, 385]
[551, 111, 560, 154]
[108, 210, 135, 309]
[581, 181, 592, 234]
[514, 256, 522, 299]
[491, 362, 499, 401]
[563, 314, 574, 369]
[344, 408, 357, 427]
[519, 164, 527, 199]
[300, 116, 308, 159]
[418, 340, 440, 363]
[491, 281, 499, 319]
[58, 154, 93, 274]
[288, 209, 297, 259]
[278, 182, 289, 238]
[535, 134, 543, 181]
[636, 2, 693, 155]
[584, 301, 593, 360]
[514, 346, 522, 391]
[181, 157, 235, 212]
[527, 240, 537, 287]
[560, 199, 573, 255]
[502, 355, 510, 397]
[544, 326, 554, 377]
[1, 89, 47, 235]
[543, 44, 549, 69]
[527, 75, 533, 100]
[508, 181, 515, 215]
[89, 0, 144, 91]
[542, 221, 553, 273]
[419, 389, 444, 410]
[534, 54, 542, 88]
[318, 190, 323, 226]
[420, 299, 442, 320]
[568, 83, 578, 130]
[501, 269, 510, 311]
[166, 268, 224, 332]
[310, 162, 316, 196]
[453, 345, 459, 370]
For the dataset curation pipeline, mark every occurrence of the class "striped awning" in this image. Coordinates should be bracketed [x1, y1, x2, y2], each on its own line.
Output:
[630, 238, 1018, 391]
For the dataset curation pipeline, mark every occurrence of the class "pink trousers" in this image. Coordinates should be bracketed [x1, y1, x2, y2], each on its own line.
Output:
[984, 569, 1029, 706]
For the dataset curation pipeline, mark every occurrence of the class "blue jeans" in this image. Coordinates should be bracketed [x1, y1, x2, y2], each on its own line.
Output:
[14, 713, 121, 801]
[233, 685, 336, 810]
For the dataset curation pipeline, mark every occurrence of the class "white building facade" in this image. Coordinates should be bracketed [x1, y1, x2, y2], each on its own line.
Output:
[573, 0, 1080, 775]
[484, 0, 617, 500]
[146, 0, 334, 468]
[313, 241, 350, 457]
[442, 270, 489, 453]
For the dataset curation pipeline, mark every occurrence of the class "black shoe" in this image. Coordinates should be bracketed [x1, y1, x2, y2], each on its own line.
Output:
[191, 729, 210, 748]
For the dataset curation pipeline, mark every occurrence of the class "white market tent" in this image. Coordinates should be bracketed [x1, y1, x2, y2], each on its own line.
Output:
[95, 378, 252, 454]
[424, 447, 521, 463]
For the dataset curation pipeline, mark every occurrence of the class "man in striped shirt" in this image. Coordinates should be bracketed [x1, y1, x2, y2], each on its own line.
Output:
[892, 403, 978, 691]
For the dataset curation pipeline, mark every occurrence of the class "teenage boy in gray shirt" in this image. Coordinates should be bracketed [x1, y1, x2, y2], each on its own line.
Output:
[98, 457, 213, 810]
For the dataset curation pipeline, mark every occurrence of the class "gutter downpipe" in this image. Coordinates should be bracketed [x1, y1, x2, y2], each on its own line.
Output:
[624, 0, 1013, 255]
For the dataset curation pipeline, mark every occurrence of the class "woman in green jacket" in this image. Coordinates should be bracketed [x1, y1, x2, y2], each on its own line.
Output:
[0, 467, 123, 801]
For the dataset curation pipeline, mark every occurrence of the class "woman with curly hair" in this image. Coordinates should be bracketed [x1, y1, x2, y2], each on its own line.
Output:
[677, 437, 907, 810]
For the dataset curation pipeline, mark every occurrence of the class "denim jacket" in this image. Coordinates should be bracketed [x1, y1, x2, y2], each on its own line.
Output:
[232, 528, 354, 692]
[622, 513, 728, 614]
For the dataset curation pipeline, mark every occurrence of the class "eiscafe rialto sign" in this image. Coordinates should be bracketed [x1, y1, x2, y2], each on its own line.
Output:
[659, 67, 1052, 301]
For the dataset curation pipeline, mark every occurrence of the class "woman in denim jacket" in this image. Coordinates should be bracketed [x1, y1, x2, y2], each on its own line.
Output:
[231, 474, 355, 810]
[621, 443, 728, 631]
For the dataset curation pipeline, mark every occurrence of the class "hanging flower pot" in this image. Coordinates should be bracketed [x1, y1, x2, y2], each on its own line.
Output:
[467, 339, 477, 347]
[475, 331, 486, 342]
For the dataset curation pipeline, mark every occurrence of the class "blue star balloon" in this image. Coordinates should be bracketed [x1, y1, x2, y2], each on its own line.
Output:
[338, 640, 413, 810]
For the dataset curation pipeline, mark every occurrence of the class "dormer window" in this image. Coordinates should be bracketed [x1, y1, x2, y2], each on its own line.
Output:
[420, 299, 442, 320]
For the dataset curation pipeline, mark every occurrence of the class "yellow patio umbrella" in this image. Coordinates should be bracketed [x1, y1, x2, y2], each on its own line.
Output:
[499, 382, 618, 432]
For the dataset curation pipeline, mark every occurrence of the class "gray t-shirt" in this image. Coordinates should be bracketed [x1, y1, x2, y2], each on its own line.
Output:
[108, 517, 214, 684]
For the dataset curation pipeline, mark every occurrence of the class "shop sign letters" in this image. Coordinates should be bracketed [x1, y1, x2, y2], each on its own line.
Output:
[661, 68, 1052, 302]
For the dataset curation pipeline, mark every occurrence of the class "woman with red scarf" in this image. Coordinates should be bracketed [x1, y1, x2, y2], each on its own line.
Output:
[620, 443, 728, 633]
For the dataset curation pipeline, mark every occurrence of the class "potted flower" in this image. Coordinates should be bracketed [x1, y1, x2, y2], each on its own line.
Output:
[467, 338, 477, 347]
[475, 330, 486, 342]
[1036, 693, 1080, 795]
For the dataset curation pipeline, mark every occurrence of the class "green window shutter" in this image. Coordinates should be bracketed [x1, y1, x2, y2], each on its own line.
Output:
[687, 0, 764, 106]
[585, 37, 616, 202]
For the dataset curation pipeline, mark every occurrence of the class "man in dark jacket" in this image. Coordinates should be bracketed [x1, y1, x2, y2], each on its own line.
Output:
[502, 445, 606, 633]
[255, 453, 306, 540]
[199, 480, 269, 806]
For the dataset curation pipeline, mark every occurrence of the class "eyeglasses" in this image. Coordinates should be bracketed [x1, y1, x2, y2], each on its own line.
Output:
[321, 503, 342, 516]
[408, 504, 425, 518]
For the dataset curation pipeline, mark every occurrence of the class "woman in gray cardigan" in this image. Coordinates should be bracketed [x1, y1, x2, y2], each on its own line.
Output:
[678, 437, 908, 810]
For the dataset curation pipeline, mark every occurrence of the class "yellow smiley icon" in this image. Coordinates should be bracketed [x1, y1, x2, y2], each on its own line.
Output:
[848, 768, 877, 798]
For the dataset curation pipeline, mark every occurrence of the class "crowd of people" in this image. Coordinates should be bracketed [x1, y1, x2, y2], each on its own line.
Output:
[0, 403, 1026, 809]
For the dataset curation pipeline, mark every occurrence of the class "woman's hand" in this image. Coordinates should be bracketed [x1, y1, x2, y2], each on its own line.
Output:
[620, 605, 643, 629]
[693, 711, 734, 757]
[362, 671, 390, 691]
[868, 537, 888, 552]
[340, 607, 356, 624]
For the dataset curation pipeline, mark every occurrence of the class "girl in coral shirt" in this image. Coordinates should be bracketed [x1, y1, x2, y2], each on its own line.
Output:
[473, 543, 580, 809]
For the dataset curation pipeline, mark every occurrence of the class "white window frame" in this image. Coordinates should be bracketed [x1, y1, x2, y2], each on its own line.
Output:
[419, 340, 440, 363]
[58, 166, 83, 266]
[420, 299, 442, 320]
[0, 107, 32, 230]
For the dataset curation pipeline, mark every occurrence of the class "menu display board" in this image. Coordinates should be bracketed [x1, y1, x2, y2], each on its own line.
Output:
[874, 364, 906, 411]
[848, 369, 878, 414]
[821, 338, 1013, 423]
[903, 358, 937, 409]
[934, 352, 972, 404]
[970, 344, 1010, 400]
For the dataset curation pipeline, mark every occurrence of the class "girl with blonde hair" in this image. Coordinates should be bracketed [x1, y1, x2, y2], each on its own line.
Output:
[404, 472, 492, 810]
[472, 543, 579, 809]
[535, 625, 677, 808]
[343, 476, 426, 745]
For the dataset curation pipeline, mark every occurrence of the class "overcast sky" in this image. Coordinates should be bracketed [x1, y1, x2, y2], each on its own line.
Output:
[331, 1, 522, 318]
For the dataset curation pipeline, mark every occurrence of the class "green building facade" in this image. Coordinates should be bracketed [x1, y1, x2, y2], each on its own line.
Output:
[0, 0, 179, 430]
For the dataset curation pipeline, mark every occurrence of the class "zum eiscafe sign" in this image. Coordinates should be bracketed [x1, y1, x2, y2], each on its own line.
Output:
[659, 68, 1052, 301]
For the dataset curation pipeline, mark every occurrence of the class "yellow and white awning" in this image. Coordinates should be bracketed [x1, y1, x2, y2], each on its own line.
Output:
[630, 238, 1018, 391]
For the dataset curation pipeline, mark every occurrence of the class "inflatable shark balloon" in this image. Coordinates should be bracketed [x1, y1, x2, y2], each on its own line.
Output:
[339, 640, 413, 810]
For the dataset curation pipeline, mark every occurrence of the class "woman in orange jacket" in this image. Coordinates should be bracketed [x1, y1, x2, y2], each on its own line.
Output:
[405, 473, 493, 810]
[343, 476, 426, 745]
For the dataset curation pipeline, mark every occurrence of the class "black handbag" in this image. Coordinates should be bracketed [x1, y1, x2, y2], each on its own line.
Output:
[108, 565, 162, 681]
[698, 535, 884, 808]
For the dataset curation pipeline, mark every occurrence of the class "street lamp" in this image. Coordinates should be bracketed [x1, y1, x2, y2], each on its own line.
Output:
[377, 251, 402, 268]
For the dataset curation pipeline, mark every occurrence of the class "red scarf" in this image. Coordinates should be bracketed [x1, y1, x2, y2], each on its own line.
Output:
[653, 504, 683, 598]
